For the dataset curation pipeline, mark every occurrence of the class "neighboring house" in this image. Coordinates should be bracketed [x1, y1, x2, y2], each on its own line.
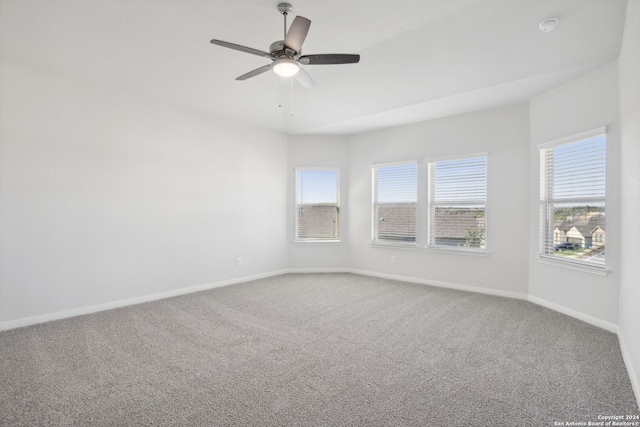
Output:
[298, 205, 339, 239]
[432, 208, 485, 247]
[553, 214, 605, 249]
[377, 204, 416, 242]
[373, 205, 485, 247]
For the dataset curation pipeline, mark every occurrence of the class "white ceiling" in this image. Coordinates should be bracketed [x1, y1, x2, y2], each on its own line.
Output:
[0, 0, 628, 135]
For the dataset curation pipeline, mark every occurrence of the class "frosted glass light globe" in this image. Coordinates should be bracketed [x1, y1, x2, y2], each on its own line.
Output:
[273, 59, 300, 77]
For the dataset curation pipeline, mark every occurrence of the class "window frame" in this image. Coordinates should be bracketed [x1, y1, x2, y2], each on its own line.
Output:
[294, 167, 341, 243]
[426, 153, 489, 253]
[371, 160, 419, 247]
[537, 127, 607, 273]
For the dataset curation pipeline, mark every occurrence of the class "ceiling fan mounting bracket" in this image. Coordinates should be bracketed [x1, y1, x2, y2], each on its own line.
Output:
[278, 3, 293, 16]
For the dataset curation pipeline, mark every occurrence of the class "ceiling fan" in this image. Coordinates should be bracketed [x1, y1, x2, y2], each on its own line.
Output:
[209, 3, 360, 88]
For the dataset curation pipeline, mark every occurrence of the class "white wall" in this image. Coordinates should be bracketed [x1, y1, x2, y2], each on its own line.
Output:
[528, 62, 620, 326]
[287, 135, 351, 270]
[618, 0, 640, 403]
[0, 62, 288, 325]
[347, 103, 531, 295]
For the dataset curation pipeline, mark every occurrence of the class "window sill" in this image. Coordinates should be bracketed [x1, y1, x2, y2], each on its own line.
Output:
[370, 241, 418, 251]
[422, 246, 490, 257]
[292, 240, 342, 246]
[536, 256, 608, 276]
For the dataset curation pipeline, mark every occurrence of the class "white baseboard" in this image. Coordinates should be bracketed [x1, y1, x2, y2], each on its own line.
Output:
[618, 331, 640, 409]
[347, 269, 621, 334]
[286, 267, 350, 274]
[0, 269, 289, 332]
[346, 268, 619, 334]
[0, 268, 621, 338]
[0, 268, 526, 332]
[2, 267, 636, 411]
[2, 267, 636, 407]
[527, 295, 618, 333]
[348, 268, 529, 301]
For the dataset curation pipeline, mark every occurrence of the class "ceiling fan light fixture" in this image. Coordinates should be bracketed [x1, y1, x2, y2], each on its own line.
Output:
[273, 58, 300, 77]
[209, 3, 360, 86]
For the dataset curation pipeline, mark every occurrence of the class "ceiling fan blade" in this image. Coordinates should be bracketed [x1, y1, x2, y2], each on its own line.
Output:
[210, 39, 271, 58]
[294, 67, 315, 88]
[284, 16, 311, 53]
[236, 64, 272, 81]
[299, 54, 360, 65]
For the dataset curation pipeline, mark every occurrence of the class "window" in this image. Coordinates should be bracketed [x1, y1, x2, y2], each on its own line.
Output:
[539, 129, 606, 267]
[295, 168, 340, 241]
[428, 155, 487, 250]
[371, 162, 417, 244]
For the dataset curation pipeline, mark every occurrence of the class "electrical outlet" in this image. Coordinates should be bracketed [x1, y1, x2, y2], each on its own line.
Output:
[391, 256, 397, 264]
[236, 257, 242, 266]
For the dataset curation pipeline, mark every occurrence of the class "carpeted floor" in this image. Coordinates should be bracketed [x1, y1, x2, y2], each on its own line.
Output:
[1, 273, 638, 426]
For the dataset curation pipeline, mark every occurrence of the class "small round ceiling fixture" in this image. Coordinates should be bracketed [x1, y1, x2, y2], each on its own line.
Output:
[539, 18, 558, 32]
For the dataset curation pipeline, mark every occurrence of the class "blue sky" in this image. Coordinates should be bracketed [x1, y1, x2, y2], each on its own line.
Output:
[376, 164, 417, 203]
[374, 159, 488, 205]
[431, 157, 486, 204]
[297, 170, 338, 204]
[549, 135, 606, 201]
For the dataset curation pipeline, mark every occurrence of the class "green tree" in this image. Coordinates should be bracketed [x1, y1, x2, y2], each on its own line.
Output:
[464, 229, 485, 248]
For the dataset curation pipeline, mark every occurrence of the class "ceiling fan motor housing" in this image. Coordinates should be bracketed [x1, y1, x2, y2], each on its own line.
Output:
[269, 41, 286, 58]
[270, 40, 298, 59]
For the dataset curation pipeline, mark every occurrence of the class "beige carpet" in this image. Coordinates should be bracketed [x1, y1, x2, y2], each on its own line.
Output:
[1, 273, 638, 426]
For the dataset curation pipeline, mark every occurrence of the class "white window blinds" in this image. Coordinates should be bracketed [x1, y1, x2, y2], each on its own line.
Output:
[372, 163, 417, 244]
[428, 156, 487, 249]
[539, 132, 606, 266]
[295, 169, 340, 241]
